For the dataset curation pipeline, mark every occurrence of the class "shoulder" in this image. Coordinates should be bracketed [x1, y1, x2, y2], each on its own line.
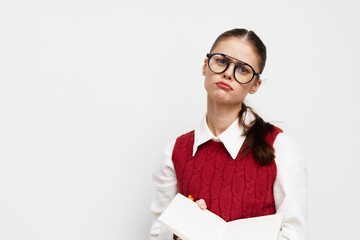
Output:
[265, 125, 283, 145]
[162, 130, 195, 162]
[274, 132, 303, 159]
[273, 132, 307, 174]
[272, 125, 283, 134]
[175, 130, 195, 142]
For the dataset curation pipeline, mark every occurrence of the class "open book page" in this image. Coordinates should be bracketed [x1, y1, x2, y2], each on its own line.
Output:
[221, 214, 285, 240]
[157, 193, 226, 240]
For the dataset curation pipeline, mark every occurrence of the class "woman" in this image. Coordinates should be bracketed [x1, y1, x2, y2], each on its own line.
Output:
[149, 28, 307, 240]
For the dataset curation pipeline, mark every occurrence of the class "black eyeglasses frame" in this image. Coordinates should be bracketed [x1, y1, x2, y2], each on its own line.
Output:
[206, 53, 261, 84]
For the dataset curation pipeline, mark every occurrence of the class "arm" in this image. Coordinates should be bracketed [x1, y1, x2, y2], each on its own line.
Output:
[149, 139, 178, 240]
[273, 133, 307, 240]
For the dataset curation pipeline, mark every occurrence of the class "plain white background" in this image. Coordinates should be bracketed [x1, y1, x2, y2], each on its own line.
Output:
[1, 0, 359, 239]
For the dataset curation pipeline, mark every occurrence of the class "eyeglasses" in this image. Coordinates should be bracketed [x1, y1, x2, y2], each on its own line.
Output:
[206, 53, 260, 84]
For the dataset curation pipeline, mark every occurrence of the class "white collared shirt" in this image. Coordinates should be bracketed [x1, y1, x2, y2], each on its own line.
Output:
[149, 113, 307, 240]
[193, 110, 255, 159]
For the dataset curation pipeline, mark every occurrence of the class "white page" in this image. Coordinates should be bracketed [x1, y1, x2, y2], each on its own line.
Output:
[221, 214, 284, 240]
[158, 193, 226, 240]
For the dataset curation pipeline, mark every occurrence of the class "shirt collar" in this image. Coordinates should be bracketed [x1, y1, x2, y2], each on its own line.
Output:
[193, 109, 255, 159]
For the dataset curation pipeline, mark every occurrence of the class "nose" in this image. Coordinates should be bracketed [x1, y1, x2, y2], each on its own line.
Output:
[222, 62, 236, 81]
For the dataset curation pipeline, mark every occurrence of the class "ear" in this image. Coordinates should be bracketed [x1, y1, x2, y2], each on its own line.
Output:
[202, 59, 207, 76]
[249, 78, 262, 94]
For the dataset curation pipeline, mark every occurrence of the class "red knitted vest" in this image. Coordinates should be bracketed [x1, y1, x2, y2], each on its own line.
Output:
[172, 127, 282, 222]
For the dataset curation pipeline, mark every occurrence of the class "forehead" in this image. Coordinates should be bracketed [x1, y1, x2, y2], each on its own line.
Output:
[212, 37, 260, 71]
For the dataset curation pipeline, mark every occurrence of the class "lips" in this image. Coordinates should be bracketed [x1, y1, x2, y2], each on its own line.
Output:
[216, 81, 233, 91]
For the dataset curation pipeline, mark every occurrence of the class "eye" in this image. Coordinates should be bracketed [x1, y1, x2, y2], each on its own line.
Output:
[236, 65, 251, 74]
[210, 54, 227, 66]
[215, 58, 227, 65]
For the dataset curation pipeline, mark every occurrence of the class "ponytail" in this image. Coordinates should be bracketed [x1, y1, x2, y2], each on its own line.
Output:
[239, 103, 275, 166]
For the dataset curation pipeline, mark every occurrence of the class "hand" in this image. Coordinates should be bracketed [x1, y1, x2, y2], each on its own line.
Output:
[195, 199, 207, 210]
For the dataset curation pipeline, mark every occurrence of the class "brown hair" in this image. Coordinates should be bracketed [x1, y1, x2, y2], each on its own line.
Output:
[210, 28, 275, 166]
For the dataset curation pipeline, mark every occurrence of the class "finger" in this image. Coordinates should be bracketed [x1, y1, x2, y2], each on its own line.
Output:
[195, 199, 207, 210]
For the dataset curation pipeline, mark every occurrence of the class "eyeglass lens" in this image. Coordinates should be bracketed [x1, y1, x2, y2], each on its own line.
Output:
[208, 54, 254, 83]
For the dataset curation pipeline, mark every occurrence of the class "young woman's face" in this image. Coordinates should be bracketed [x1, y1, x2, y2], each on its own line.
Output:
[202, 37, 262, 105]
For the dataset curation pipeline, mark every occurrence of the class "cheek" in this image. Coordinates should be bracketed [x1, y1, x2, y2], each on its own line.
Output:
[232, 84, 253, 100]
[241, 85, 252, 93]
[203, 71, 217, 92]
[238, 80, 255, 92]
[204, 76, 211, 93]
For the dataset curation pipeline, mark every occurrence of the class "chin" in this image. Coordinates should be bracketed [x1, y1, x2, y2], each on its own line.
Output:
[209, 93, 238, 105]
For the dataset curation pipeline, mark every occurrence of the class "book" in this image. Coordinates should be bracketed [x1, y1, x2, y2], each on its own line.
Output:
[157, 193, 284, 240]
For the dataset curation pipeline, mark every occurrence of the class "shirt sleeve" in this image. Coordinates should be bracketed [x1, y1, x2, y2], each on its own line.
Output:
[149, 139, 178, 240]
[273, 133, 307, 240]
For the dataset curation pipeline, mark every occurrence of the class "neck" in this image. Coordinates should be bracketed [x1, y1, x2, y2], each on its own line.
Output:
[206, 95, 242, 137]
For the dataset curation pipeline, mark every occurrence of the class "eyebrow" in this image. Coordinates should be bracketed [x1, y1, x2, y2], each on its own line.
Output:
[219, 53, 260, 75]
[222, 53, 246, 65]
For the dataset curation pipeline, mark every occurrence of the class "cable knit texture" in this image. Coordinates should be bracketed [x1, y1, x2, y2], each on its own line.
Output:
[172, 127, 282, 222]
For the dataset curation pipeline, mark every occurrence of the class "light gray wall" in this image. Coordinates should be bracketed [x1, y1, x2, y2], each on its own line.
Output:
[1, 0, 359, 239]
